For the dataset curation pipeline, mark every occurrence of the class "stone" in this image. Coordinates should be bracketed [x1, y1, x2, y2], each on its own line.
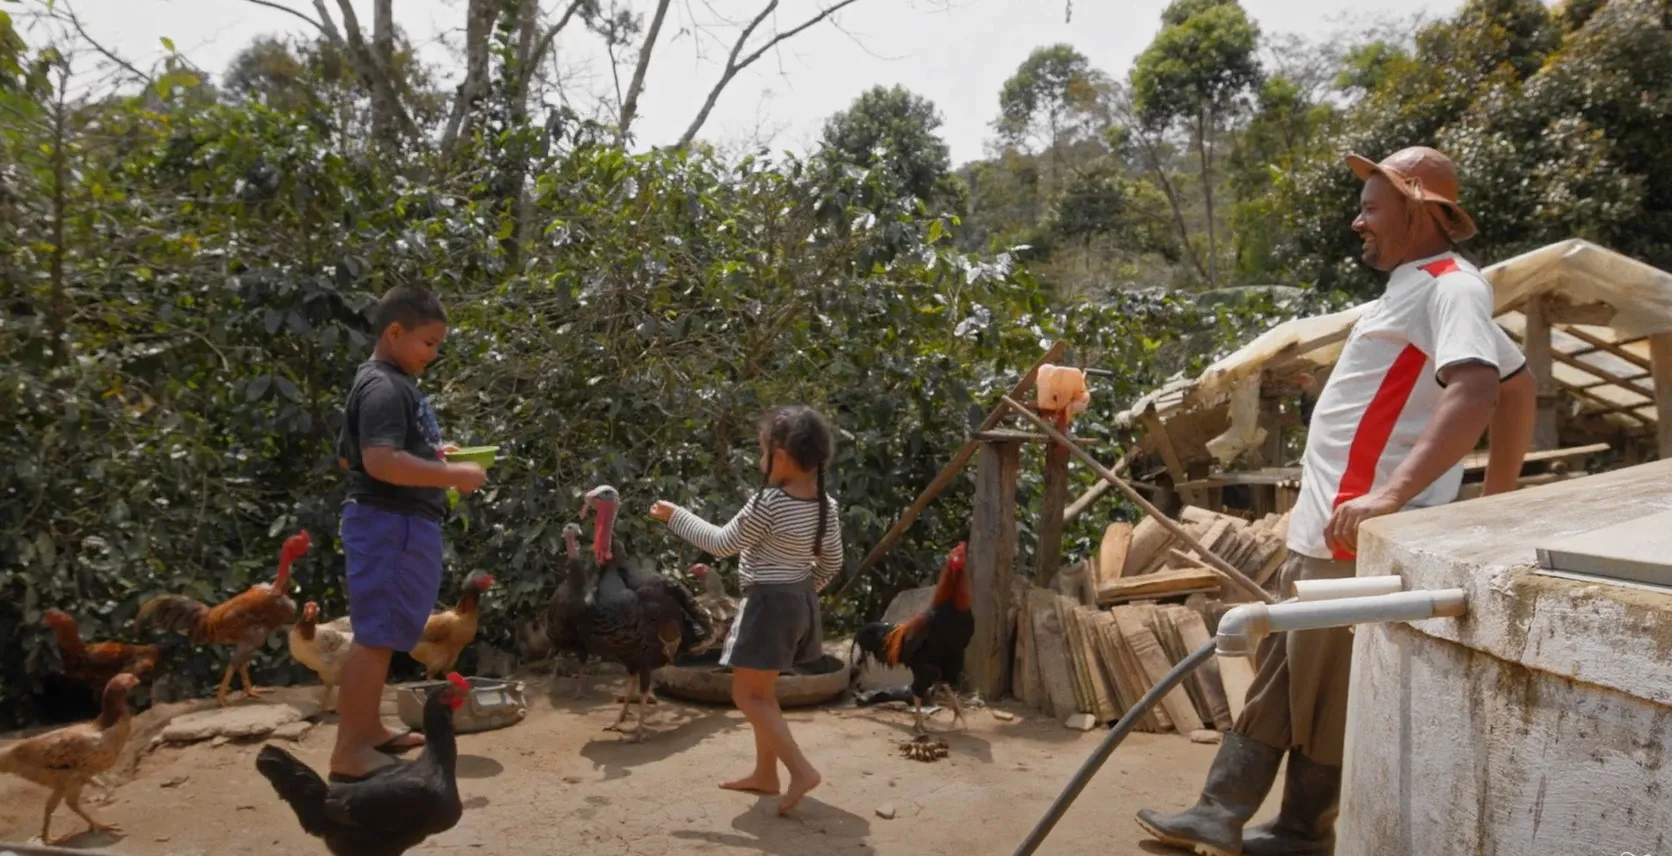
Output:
[272, 721, 314, 741]
[161, 700, 321, 744]
[875, 804, 896, 820]
[1189, 729, 1222, 744]
[1064, 713, 1097, 731]
[992, 710, 1016, 722]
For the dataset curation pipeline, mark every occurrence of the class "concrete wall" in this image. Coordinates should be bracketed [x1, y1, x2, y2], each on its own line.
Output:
[1341, 459, 1672, 856]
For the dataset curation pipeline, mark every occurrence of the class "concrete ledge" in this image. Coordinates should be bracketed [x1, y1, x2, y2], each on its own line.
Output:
[1357, 458, 1672, 706]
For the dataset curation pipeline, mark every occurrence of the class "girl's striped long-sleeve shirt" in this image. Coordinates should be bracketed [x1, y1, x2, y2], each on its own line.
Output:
[666, 488, 843, 589]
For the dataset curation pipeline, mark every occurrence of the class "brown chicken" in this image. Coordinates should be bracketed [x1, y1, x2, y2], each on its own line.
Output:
[852, 542, 973, 735]
[43, 609, 168, 695]
[138, 531, 311, 706]
[688, 563, 737, 654]
[0, 673, 141, 844]
[407, 571, 494, 680]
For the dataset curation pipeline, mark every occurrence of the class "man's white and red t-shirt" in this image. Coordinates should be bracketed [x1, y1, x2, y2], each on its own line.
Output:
[1288, 251, 1526, 560]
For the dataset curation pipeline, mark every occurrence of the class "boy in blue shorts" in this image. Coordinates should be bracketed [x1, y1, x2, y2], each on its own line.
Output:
[331, 284, 486, 781]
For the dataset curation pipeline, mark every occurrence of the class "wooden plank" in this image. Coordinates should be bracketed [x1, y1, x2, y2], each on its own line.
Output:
[1123, 515, 1173, 576]
[1035, 440, 1073, 588]
[1087, 612, 1134, 722]
[1146, 606, 1205, 720]
[1097, 567, 1222, 604]
[1028, 588, 1080, 721]
[1652, 333, 1672, 458]
[1459, 442, 1611, 472]
[1106, 610, 1166, 732]
[1099, 523, 1134, 584]
[1074, 605, 1121, 722]
[1175, 468, 1304, 489]
[832, 340, 1067, 600]
[1057, 597, 1095, 714]
[1524, 294, 1560, 450]
[1170, 608, 1233, 730]
[1114, 606, 1202, 733]
[966, 440, 1020, 699]
[972, 429, 1099, 444]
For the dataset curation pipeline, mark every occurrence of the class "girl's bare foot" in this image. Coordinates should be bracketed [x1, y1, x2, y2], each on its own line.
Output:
[778, 769, 821, 815]
[720, 773, 781, 795]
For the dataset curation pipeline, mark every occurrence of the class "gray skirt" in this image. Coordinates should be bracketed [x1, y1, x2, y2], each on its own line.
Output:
[719, 579, 823, 673]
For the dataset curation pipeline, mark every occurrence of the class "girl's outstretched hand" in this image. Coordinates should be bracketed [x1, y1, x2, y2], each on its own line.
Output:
[649, 501, 676, 522]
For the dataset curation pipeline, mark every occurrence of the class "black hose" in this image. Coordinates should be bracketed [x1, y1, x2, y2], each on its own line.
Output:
[1012, 640, 1219, 856]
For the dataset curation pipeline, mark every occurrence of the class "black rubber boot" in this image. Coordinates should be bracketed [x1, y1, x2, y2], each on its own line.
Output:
[1240, 749, 1341, 855]
[1136, 731, 1285, 856]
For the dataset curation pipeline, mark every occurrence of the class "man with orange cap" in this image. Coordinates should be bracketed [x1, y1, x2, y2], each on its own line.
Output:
[1136, 147, 1535, 855]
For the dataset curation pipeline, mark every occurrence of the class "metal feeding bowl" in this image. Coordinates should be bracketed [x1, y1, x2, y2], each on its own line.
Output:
[395, 675, 527, 734]
[654, 650, 850, 707]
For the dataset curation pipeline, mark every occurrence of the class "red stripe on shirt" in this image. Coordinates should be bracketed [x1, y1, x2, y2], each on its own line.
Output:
[1329, 343, 1428, 559]
[1419, 257, 1459, 277]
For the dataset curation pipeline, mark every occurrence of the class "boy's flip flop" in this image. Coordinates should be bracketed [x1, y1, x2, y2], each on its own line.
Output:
[374, 729, 426, 754]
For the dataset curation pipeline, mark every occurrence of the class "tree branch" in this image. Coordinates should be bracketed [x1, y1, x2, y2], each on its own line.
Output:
[331, 0, 419, 140]
[59, 2, 151, 84]
[441, 0, 498, 155]
[617, 0, 673, 144]
[520, 0, 591, 93]
[676, 0, 863, 150]
[237, 0, 325, 32]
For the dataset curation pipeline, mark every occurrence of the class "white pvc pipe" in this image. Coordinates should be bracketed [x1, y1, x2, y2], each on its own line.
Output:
[1215, 589, 1467, 657]
[1292, 576, 1404, 602]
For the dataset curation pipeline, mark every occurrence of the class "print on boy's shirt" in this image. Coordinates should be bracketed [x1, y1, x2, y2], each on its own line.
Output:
[415, 394, 443, 454]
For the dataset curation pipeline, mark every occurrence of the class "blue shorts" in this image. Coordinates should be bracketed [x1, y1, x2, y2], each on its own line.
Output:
[340, 502, 443, 651]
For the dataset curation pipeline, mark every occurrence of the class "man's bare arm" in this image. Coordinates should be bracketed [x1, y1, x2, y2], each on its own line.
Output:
[1482, 370, 1534, 496]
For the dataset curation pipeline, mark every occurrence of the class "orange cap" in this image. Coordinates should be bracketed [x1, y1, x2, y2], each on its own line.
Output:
[1346, 146, 1477, 242]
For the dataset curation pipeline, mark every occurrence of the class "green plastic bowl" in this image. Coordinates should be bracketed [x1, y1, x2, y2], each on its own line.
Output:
[445, 445, 500, 468]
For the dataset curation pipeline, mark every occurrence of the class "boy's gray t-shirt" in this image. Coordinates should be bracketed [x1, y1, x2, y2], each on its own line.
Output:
[337, 359, 447, 521]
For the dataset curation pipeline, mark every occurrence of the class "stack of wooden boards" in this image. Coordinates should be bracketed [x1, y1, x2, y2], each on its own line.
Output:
[1009, 505, 1291, 732]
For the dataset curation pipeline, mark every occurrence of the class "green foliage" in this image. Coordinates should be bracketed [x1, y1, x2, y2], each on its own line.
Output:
[1130, 0, 1262, 131]
[819, 85, 958, 211]
[996, 44, 1104, 153]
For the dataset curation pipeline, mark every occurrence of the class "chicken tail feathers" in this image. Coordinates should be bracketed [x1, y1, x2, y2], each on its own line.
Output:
[138, 595, 210, 640]
[254, 745, 333, 838]
[852, 621, 895, 668]
[882, 616, 927, 666]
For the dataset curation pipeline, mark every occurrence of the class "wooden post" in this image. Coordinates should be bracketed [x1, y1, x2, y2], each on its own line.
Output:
[966, 439, 1020, 699]
[1034, 440, 1071, 589]
[1650, 332, 1672, 458]
[1524, 295, 1560, 450]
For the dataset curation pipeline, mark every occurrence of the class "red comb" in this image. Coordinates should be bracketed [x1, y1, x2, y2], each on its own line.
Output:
[446, 672, 470, 689]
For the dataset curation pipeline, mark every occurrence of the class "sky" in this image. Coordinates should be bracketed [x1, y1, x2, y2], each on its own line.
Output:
[55, 0, 1462, 165]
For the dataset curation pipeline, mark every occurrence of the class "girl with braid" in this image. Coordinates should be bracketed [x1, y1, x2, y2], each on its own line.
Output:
[650, 405, 842, 814]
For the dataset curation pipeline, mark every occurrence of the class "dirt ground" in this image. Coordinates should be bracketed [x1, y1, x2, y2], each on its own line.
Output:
[0, 669, 1283, 856]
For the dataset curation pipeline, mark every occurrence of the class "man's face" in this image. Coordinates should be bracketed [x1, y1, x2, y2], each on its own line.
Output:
[388, 319, 447, 376]
[1352, 173, 1408, 272]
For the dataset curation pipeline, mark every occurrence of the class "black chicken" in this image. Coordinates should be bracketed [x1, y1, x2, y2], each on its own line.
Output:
[255, 673, 470, 856]
[852, 542, 973, 736]
[571, 484, 712, 741]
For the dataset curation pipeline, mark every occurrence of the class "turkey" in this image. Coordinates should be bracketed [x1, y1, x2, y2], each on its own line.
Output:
[571, 485, 711, 741]
[545, 522, 591, 698]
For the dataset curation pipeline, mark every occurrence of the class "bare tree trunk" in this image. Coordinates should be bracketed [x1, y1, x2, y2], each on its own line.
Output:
[616, 0, 673, 144]
[372, 0, 394, 143]
[521, 0, 592, 94]
[322, 0, 419, 140]
[677, 0, 864, 150]
[1196, 105, 1218, 289]
[441, 0, 499, 155]
[48, 65, 68, 367]
[1135, 128, 1208, 283]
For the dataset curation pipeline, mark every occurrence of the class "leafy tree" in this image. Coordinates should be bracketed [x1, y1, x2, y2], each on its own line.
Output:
[819, 85, 958, 211]
[1130, 0, 1263, 289]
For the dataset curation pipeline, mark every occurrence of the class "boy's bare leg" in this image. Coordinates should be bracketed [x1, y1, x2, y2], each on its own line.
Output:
[330, 643, 400, 778]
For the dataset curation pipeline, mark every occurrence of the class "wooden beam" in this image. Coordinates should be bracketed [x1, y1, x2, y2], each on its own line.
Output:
[1034, 440, 1072, 589]
[1560, 326, 1650, 371]
[1651, 333, 1672, 457]
[966, 440, 1020, 699]
[1062, 446, 1141, 525]
[1459, 442, 1611, 472]
[971, 429, 1095, 445]
[1524, 295, 1560, 450]
[1549, 347, 1657, 400]
[1001, 396, 1276, 605]
[1142, 404, 1205, 507]
[1560, 379, 1654, 427]
[829, 340, 1067, 601]
[1542, 299, 1616, 326]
